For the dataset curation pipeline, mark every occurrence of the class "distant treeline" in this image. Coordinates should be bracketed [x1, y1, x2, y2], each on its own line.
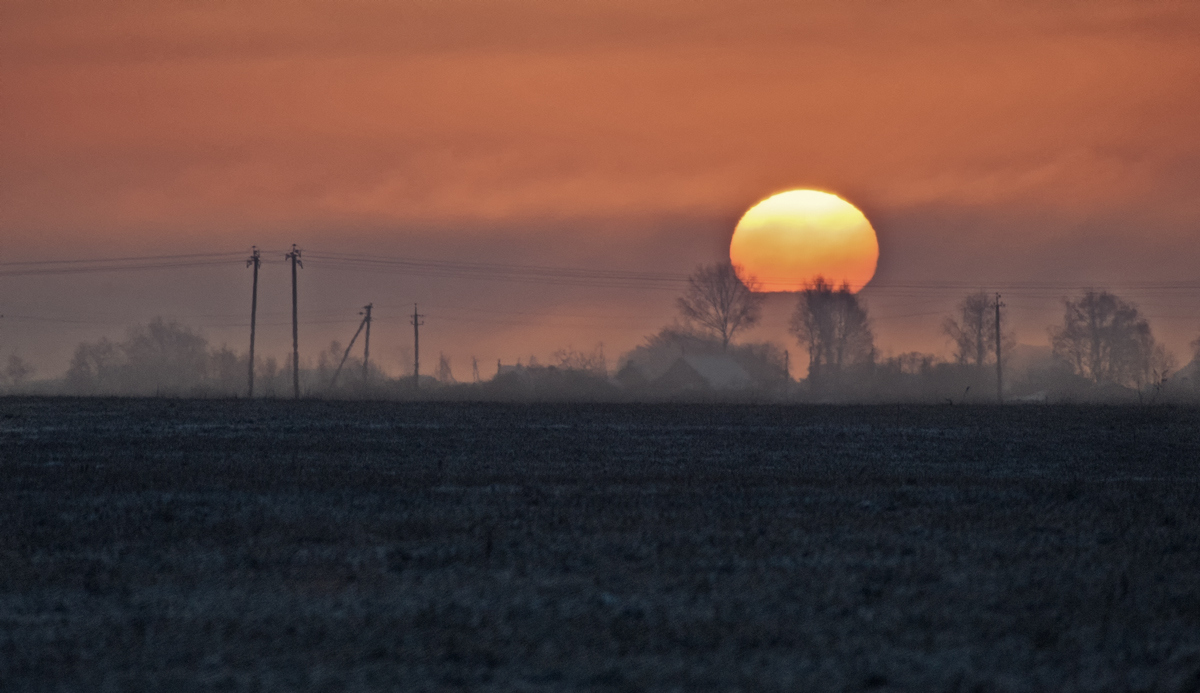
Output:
[6, 263, 1200, 403]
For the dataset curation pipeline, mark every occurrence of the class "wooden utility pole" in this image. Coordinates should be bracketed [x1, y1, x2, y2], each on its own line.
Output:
[411, 303, 424, 389]
[286, 244, 303, 399]
[361, 303, 372, 384]
[995, 292, 1004, 403]
[246, 246, 260, 398]
[330, 306, 369, 390]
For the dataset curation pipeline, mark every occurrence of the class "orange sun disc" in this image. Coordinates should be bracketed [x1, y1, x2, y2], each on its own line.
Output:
[729, 189, 879, 293]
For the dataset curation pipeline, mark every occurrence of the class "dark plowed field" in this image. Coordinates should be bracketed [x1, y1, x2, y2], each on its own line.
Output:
[1, 398, 1198, 691]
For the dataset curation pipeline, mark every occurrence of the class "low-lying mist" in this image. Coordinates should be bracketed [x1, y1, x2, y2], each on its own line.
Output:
[11, 311, 1200, 405]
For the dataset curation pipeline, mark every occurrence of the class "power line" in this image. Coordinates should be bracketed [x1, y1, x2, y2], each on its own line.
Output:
[3, 304, 1194, 331]
[0, 251, 250, 268]
[0, 249, 1197, 342]
[0, 251, 287, 279]
[304, 255, 688, 290]
[3, 247, 1200, 294]
[0, 259, 242, 278]
[419, 314, 666, 329]
[305, 251, 1200, 293]
[870, 311, 947, 321]
[369, 301, 670, 321]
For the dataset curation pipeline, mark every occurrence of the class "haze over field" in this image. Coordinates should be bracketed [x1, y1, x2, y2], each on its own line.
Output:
[4, 6, 1200, 684]
[2, 0, 1199, 380]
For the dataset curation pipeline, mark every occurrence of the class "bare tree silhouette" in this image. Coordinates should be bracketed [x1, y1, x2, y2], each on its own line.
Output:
[943, 291, 1015, 370]
[65, 318, 246, 395]
[552, 343, 607, 376]
[1050, 290, 1173, 387]
[676, 262, 764, 351]
[790, 277, 875, 389]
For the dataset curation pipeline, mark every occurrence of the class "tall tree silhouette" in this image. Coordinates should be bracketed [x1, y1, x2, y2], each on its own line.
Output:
[943, 291, 1015, 369]
[790, 277, 875, 388]
[1050, 290, 1172, 387]
[676, 262, 764, 351]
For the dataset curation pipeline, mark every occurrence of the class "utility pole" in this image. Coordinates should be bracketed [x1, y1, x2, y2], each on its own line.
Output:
[330, 306, 369, 390]
[286, 244, 303, 400]
[411, 303, 424, 389]
[995, 292, 1005, 403]
[362, 303, 372, 384]
[246, 247, 261, 398]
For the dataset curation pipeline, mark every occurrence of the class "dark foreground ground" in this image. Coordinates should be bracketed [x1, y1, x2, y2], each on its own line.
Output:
[1, 398, 1198, 692]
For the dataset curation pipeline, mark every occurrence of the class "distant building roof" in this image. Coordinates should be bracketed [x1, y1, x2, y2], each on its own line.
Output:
[614, 361, 649, 389]
[1169, 358, 1200, 384]
[654, 355, 754, 392]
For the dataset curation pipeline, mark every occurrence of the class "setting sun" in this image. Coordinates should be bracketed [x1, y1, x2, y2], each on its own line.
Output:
[730, 190, 879, 293]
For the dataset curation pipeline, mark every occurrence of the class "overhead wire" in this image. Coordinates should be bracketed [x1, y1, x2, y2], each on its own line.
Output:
[3, 247, 1199, 293]
[303, 250, 691, 290]
[1, 248, 1198, 331]
[0, 250, 288, 278]
[0, 251, 249, 268]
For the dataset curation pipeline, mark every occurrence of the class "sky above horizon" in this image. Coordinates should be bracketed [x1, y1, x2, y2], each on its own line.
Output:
[3, 0, 1199, 378]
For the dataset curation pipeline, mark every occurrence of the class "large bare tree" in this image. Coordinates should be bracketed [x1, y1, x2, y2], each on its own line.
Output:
[943, 291, 1015, 369]
[1050, 290, 1173, 387]
[790, 277, 875, 387]
[676, 262, 765, 350]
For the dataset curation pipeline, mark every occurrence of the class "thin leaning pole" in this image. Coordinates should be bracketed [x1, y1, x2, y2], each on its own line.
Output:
[330, 305, 370, 390]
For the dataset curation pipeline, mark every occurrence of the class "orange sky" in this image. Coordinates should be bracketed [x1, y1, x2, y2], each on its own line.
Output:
[2, 0, 1199, 375]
